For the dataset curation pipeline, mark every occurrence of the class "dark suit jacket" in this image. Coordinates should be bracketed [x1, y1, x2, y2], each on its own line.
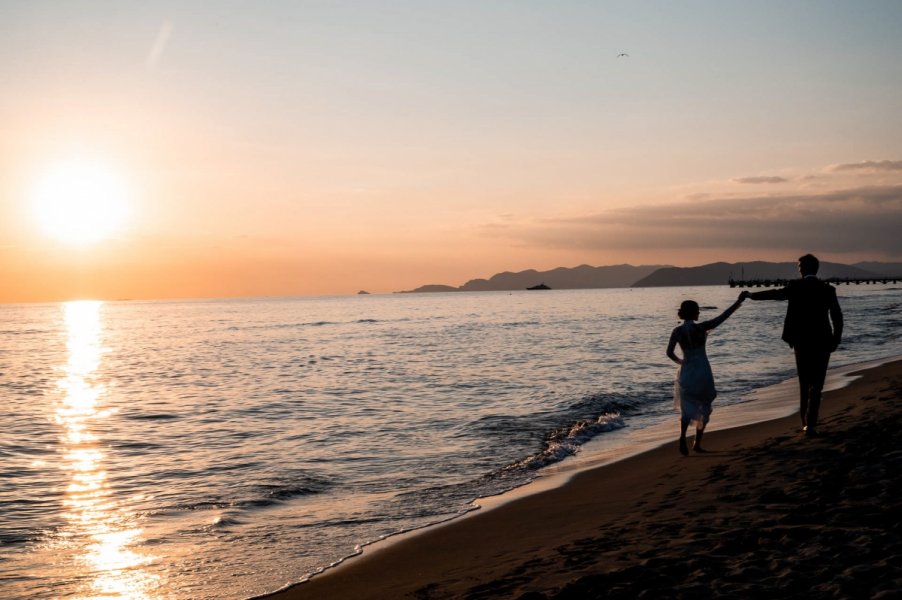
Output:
[751, 277, 843, 351]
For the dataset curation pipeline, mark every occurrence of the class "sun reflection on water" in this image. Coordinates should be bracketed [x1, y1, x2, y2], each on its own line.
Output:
[56, 301, 160, 599]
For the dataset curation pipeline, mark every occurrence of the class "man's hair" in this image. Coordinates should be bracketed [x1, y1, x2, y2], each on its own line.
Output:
[798, 253, 819, 275]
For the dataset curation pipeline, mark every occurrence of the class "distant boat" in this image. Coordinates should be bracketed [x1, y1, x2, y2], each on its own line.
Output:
[526, 283, 551, 290]
[357, 290, 371, 295]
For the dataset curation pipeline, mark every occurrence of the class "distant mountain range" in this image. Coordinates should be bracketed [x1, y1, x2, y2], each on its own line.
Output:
[400, 264, 666, 293]
[398, 261, 902, 293]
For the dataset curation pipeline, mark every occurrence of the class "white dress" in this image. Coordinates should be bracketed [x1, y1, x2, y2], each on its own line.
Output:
[668, 301, 741, 427]
[672, 321, 717, 427]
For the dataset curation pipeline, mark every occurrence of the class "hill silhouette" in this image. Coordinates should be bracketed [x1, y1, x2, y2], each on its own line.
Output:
[398, 261, 902, 293]
[853, 262, 902, 277]
[399, 264, 666, 293]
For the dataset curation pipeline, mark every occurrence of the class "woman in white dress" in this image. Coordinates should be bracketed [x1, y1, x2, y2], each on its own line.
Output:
[666, 293, 749, 455]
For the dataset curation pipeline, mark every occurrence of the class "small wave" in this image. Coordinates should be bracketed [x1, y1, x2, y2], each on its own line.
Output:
[0, 531, 34, 545]
[568, 392, 640, 415]
[164, 473, 333, 514]
[124, 413, 181, 421]
[208, 514, 244, 529]
[180, 512, 246, 534]
[245, 484, 325, 507]
[381, 410, 627, 527]
[208, 461, 260, 473]
[0, 328, 50, 336]
[213, 514, 241, 526]
[227, 321, 310, 332]
[226, 316, 405, 332]
[506, 412, 626, 472]
[0, 468, 42, 478]
[0, 444, 53, 457]
[112, 441, 164, 451]
[469, 393, 637, 450]
[500, 321, 540, 328]
[179, 500, 234, 511]
[2, 382, 49, 395]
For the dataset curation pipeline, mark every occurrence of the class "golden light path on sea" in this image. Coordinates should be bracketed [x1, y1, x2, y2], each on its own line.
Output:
[56, 301, 159, 599]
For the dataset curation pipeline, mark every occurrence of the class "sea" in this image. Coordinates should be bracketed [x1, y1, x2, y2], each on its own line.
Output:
[1, 284, 900, 599]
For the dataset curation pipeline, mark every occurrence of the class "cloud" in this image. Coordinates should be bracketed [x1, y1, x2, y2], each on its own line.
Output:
[831, 160, 902, 173]
[734, 176, 788, 184]
[146, 20, 174, 70]
[497, 185, 902, 257]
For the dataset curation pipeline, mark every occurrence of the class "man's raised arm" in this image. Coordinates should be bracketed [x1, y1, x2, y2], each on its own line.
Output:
[749, 287, 790, 301]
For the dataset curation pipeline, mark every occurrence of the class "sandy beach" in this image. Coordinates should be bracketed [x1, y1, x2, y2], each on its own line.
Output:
[263, 358, 902, 600]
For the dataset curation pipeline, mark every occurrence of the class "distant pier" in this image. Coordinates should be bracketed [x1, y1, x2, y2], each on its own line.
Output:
[729, 277, 899, 288]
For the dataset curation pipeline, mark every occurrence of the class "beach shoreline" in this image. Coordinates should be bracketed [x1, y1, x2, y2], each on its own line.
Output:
[260, 356, 902, 599]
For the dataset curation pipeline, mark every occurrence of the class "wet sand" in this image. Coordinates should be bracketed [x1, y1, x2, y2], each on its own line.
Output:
[264, 359, 902, 599]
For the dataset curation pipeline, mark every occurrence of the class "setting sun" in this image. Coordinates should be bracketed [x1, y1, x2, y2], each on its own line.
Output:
[30, 160, 131, 245]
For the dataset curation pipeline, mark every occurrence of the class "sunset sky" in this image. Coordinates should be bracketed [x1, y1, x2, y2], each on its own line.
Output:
[2, 1, 901, 302]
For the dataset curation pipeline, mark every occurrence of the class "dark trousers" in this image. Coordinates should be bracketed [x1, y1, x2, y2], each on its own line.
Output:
[793, 347, 831, 429]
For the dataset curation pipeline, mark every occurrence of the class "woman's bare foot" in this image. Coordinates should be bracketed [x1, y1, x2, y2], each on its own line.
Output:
[679, 437, 689, 456]
[693, 429, 706, 452]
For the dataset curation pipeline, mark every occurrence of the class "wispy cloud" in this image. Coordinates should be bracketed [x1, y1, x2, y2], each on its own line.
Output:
[831, 160, 902, 173]
[146, 20, 174, 70]
[733, 176, 788, 184]
[495, 185, 902, 256]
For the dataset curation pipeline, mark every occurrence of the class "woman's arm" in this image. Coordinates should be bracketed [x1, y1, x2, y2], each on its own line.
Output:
[699, 293, 747, 331]
[666, 328, 682, 365]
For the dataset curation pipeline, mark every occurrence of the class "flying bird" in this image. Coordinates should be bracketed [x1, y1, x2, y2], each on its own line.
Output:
[616, 53, 629, 58]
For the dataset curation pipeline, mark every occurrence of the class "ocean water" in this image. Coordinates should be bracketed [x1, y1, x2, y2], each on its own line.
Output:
[1, 284, 900, 599]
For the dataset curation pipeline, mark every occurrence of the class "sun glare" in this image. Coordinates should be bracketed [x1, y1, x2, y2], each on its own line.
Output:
[30, 160, 131, 245]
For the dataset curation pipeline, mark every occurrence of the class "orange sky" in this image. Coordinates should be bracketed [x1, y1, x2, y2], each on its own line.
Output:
[2, 2, 901, 303]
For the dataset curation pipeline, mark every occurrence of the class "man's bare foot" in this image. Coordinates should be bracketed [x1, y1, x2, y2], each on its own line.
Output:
[679, 437, 689, 456]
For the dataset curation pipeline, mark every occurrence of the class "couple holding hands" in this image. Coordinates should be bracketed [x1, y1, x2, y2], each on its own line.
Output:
[666, 254, 844, 456]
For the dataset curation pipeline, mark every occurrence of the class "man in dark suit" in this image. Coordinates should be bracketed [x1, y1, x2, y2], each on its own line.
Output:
[748, 254, 843, 436]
